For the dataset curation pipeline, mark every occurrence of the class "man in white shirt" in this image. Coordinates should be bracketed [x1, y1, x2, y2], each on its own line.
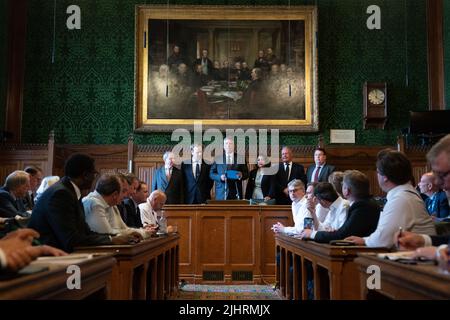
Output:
[346, 149, 436, 248]
[308, 182, 349, 237]
[396, 134, 450, 259]
[272, 179, 311, 235]
[83, 174, 149, 239]
[305, 182, 329, 223]
[139, 190, 174, 234]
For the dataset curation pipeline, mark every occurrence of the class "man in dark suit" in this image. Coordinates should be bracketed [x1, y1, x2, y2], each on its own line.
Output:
[118, 174, 145, 228]
[306, 148, 335, 183]
[210, 137, 249, 200]
[272, 146, 307, 205]
[28, 153, 137, 252]
[300, 170, 380, 243]
[0, 170, 31, 218]
[193, 49, 213, 77]
[23, 166, 43, 211]
[152, 151, 183, 204]
[181, 144, 213, 204]
[417, 172, 450, 220]
[121, 180, 148, 228]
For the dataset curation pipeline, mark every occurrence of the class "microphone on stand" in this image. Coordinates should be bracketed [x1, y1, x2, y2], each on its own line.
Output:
[224, 169, 228, 200]
[235, 180, 240, 200]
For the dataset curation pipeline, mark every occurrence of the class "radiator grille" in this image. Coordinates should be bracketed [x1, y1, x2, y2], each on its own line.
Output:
[203, 271, 224, 281]
[232, 271, 253, 281]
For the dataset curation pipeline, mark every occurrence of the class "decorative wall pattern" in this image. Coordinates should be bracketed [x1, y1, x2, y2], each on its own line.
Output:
[0, 1, 7, 131]
[444, 0, 450, 109]
[22, 0, 428, 145]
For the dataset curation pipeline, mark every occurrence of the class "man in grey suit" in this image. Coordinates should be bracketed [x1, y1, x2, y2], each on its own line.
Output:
[306, 148, 335, 183]
[152, 151, 183, 204]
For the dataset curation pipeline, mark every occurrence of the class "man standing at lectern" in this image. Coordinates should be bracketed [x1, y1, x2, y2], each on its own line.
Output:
[210, 137, 249, 200]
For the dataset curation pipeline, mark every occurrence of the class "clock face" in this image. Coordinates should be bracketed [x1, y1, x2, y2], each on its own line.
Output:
[368, 89, 385, 105]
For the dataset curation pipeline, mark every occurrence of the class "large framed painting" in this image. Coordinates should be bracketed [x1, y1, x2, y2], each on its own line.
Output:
[135, 5, 318, 132]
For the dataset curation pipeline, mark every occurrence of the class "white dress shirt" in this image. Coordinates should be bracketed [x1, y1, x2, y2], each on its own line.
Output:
[139, 201, 159, 226]
[315, 203, 329, 223]
[312, 196, 349, 238]
[283, 197, 312, 234]
[83, 191, 150, 238]
[364, 183, 436, 248]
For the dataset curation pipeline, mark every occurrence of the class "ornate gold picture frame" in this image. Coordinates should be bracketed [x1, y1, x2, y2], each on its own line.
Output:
[135, 5, 318, 132]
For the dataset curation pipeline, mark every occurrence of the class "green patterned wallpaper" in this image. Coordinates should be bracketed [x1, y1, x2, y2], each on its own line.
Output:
[445, 0, 450, 109]
[0, 0, 6, 131]
[22, 0, 428, 146]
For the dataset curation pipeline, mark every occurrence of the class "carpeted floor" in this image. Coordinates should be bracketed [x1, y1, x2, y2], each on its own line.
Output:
[173, 284, 282, 300]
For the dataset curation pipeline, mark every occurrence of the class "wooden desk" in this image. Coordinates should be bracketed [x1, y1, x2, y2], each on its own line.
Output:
[0, 254, 115, 300]
[164, 204, 292, 284]
[355, 253, 450, 300]
[275, 234, 387, 300]
[76, 234, 179, 300]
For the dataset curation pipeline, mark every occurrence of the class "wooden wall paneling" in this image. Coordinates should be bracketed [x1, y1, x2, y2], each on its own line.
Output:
[260, 206, 293, 282]
[53, 144, 128, 176]
[228, 209, 260, 283]
[0, 145, 50, 184]
[165, 206, 196, 279]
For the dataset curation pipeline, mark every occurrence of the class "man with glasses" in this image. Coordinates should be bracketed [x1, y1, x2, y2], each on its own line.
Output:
[271, 179, 311, 235]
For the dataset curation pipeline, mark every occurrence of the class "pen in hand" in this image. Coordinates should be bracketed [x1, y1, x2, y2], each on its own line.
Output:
[397, 227, 403, 249]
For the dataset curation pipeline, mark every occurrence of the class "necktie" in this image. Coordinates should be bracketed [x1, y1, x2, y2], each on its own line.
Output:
[285, 163, 290, 181]
[314, 166, 321, 182]
[195, 163, 200, 180]
[166, 168, 171, 180]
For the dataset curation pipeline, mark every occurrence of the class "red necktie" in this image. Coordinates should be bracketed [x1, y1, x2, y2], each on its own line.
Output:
[314, 166, 321, 182]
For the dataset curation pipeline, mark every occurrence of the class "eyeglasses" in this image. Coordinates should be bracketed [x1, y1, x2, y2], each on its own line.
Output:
[433, 169, 450, 181]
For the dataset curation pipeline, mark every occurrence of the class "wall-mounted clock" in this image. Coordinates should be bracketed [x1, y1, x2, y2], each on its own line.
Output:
[363, 82, 387, 129]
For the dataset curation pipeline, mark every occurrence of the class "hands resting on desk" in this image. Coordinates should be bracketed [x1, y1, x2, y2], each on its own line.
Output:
[394, 230, 449, 261]
[111, 231, 143, 245]
[0, 228, 67, 272]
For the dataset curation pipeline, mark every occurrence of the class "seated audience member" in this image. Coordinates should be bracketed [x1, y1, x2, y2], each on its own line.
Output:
[34, 176, 60, 204]
[310, 182, 349, 232]
[83, 174, 150, 239]
[139, 190, 175, 233]
[117, 173, 141, 227]
[345, 149, 436, 247]
[245, 155, 275, 204]
[0, 170, 31, 218]
[123, 180, 148, 228]
[305, 182, 329, 223]
[152, 151, 184, 204]
[328, 171, 344, 198]
[306, 148, 335, 183]
[272, 146, 307, 205]
[23, 166, 43, 210]
[417, 172, 450, 220]
[29, 153, 139, 252]
[300, 170, 380, 243]
[272, 179, 311, 235]
[0, 228, 66, 272]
